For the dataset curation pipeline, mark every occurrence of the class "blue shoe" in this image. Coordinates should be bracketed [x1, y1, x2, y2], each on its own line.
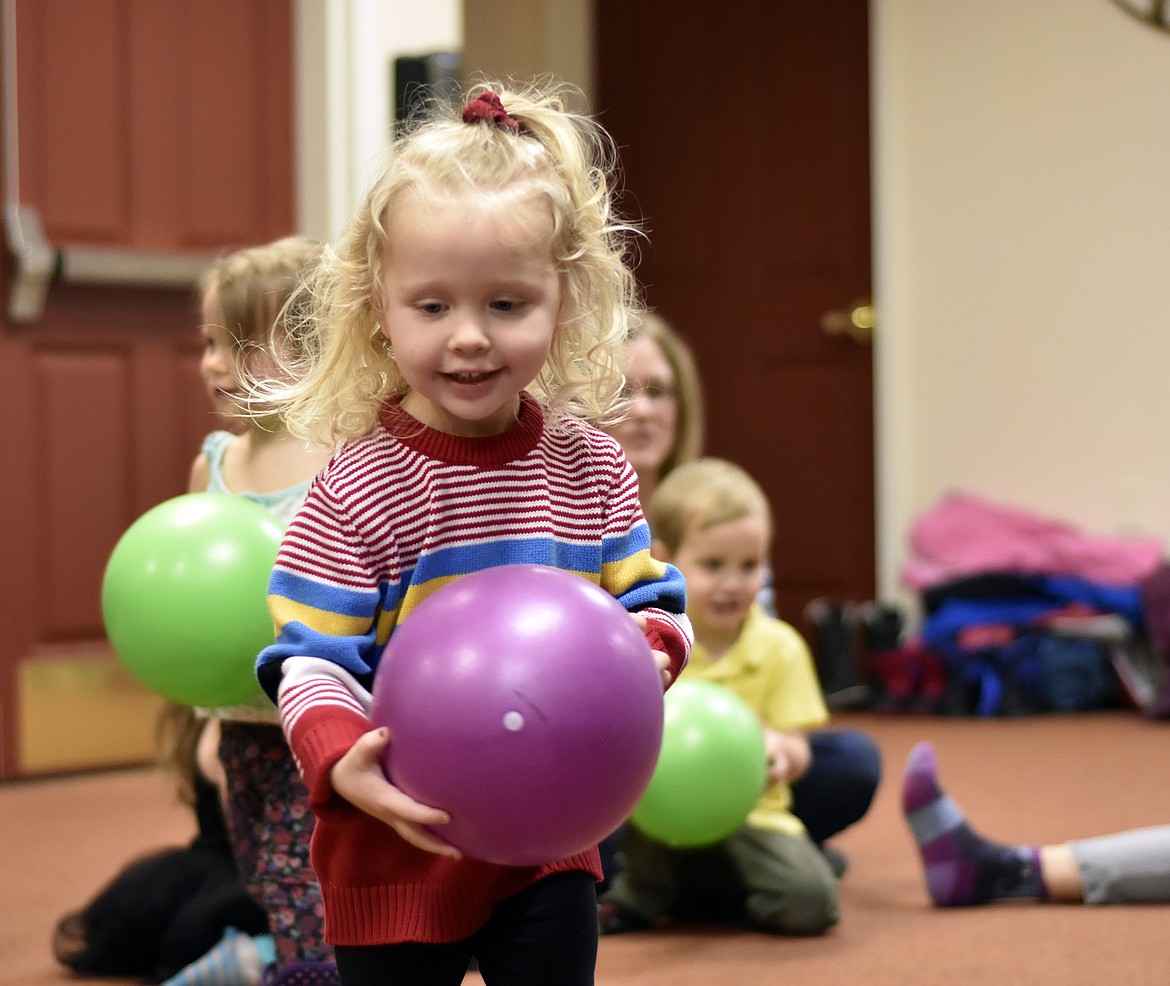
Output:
[159, 928, 266, 986]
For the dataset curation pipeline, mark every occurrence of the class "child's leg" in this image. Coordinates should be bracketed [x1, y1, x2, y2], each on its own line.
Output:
[598, 825, 680, 930]
[158, 927, 272, 986]
[157, 862, 271, 980]
[473, 872, 598, 986]
[51, 848, 185, 977]
[596, 824, 625, 893]
[333, 942, 472, 986]
[1068, 825, 1170, 904]
[901, 741, 1046, 906]
[672, 844, 746, 924]
[219, 722, 332, 966]
[722, 826, 839, 935]
[789, 728, 882, 844]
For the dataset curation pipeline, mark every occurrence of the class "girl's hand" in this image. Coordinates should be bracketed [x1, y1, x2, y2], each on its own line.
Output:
[631, 613, 672, 689]
[330, 727, 462, 859]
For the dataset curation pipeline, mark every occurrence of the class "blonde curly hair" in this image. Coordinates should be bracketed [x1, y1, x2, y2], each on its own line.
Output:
[258, 78, 641, 445]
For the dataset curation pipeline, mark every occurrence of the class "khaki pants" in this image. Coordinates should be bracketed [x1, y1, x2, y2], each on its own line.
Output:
[602, 823, 839, 935]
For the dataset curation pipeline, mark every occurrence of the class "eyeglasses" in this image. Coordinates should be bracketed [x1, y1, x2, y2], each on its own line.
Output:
[621, 380, 676, 402]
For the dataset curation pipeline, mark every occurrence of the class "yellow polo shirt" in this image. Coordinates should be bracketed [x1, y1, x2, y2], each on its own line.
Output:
[681, 603, 829, 835]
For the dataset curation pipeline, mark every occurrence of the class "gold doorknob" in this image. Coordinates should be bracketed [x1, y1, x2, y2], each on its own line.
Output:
[821, 300, 875, 343]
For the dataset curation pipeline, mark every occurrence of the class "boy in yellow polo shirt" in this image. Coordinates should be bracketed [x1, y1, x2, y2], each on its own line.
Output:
[600, 457, 838, 935]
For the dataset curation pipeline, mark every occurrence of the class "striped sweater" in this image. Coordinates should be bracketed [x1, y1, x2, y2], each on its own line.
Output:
[257, 393, 690, 945]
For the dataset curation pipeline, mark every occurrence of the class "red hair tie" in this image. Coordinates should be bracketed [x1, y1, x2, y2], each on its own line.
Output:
[461, 92, 522, 134]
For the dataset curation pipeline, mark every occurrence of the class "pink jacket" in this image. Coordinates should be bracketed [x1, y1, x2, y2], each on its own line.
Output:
[902, 491, 1163, 589]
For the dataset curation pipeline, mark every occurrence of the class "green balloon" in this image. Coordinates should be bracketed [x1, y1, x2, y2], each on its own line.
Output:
[101, 493, 283, 707]
[630, 680, 768, 847]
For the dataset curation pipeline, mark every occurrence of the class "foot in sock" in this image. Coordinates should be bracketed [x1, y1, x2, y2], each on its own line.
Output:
[160, 928, 269, 986]
[901, 741, 1046, 906]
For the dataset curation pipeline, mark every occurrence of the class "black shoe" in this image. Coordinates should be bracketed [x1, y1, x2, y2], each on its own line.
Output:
[820, 845, 850, 878]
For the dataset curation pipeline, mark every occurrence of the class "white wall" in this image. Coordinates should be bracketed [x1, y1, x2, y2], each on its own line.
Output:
[872, 0, 1170, 605]
[294, 0, 463, 241]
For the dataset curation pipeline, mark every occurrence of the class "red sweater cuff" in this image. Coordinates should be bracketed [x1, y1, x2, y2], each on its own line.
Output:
[289, 707, 372, 808]
[644, 623, 687, 684]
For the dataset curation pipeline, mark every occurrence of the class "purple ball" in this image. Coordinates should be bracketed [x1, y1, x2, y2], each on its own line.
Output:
[372, 564, 665, 866]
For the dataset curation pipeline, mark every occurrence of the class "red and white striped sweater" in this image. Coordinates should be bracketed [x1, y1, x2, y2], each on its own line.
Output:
[259, 394, 691, 944]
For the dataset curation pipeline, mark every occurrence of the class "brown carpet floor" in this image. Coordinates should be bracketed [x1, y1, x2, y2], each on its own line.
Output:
[3, 711, 1167, 986]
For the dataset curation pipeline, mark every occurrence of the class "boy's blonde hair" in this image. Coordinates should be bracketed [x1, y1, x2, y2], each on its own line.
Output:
[649, 457, 772, 555]
[199, 235, 323, 357]
[260, 78, 640, 445]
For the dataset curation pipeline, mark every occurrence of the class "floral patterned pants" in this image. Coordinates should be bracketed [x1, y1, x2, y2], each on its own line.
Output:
[218, 722, 333, 966]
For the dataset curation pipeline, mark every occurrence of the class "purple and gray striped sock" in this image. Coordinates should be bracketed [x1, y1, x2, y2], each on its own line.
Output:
[901, 741, 1046, 907]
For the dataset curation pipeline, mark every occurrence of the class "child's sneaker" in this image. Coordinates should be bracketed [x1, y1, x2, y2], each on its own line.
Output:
[160, 928, 265, 986]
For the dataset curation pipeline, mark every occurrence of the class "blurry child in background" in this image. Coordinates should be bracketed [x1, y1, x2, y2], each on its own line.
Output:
[601, 457, 839, 936]
[52, 704, 270, 983]
[187, 236, 337, 986]
[53, 237, 333, 986]
[601, 314, 880, 882]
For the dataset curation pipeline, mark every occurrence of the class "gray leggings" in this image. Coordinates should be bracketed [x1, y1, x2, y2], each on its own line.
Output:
[1070, 825, 1170, 904]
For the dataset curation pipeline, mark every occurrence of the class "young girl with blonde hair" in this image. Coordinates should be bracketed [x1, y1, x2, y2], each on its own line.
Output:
[193, 236, 337, 986]
[254, 81, 691, 986]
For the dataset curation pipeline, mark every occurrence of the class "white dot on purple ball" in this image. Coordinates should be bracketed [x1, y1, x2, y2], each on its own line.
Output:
[503, 710, 525, 732]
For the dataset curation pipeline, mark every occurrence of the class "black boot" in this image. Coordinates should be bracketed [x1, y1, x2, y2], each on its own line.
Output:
[804, 599, 871, 709]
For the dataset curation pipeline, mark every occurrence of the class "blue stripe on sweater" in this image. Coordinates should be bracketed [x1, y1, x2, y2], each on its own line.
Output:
[259, 619, 382, 683]
[617, 563, 688, 615]
[269, 568, 382, 616]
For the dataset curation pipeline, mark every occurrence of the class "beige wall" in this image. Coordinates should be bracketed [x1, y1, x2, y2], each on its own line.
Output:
[872, 0, 1170, 604]
[463, 0, 593, 102]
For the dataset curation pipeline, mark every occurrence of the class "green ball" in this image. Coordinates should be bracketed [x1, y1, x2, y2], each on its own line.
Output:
[630, 680, 768, 847]
[101, 493, 283, 707]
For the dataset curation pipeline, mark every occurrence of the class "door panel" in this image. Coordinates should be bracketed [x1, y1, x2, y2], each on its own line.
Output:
[39, 347, 131, 635]
[0, 0, 294, 779]
[595, 0, 874, 625]
[33, 3, 127, 237]
[15, 0, 293, 251]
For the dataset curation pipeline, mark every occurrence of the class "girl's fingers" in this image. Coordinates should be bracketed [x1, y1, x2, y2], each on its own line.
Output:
[391, 820, 463, 859]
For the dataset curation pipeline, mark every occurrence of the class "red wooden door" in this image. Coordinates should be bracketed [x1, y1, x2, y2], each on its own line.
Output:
[0, 0, 294, 778]
[595, 1, 874, 625]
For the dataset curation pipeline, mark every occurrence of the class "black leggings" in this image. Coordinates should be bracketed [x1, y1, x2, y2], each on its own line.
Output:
[334, 872, 598, 986]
